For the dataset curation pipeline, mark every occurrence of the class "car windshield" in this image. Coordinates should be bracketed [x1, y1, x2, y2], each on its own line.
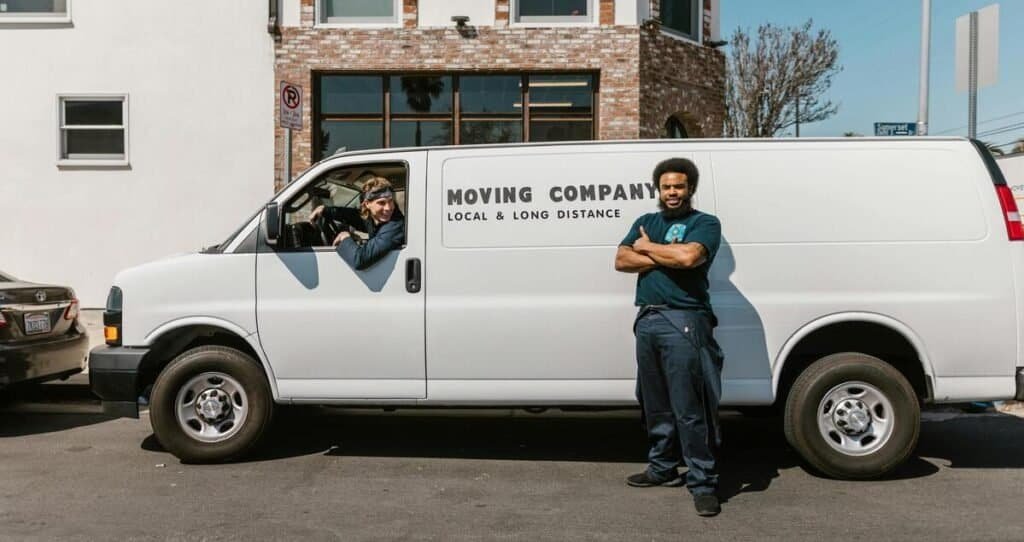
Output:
[0, 270, 14, 282]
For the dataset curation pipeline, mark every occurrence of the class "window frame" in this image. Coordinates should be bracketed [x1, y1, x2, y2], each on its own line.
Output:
[313, 72, 598, 161]
[0, 0, 71, 25]
[509, 0, 596, 27]
[275, 160, 411, 253]
[56, 94, 129, 168]
[659, 0, 702, 44]
[315, 0, 402, 28]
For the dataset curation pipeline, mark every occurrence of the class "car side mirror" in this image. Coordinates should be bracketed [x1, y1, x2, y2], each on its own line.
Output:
[265, 202, 281, 245]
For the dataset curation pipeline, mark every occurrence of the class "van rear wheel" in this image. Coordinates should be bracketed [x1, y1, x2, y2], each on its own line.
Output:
[784, 353, 920, 479]
[149, 346, 273, 463]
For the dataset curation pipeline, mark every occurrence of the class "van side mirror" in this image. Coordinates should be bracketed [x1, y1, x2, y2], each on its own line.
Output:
[265, 202, 281, 245]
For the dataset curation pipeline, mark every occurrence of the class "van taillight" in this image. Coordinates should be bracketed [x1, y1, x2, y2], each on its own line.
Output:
[995, 185, 1024, 241]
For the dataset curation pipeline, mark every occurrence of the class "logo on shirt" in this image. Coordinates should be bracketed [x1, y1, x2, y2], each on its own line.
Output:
[664, 224, 687, 243]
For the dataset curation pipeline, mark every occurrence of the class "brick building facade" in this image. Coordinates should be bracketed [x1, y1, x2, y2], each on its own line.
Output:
[273, 0, 725, 188]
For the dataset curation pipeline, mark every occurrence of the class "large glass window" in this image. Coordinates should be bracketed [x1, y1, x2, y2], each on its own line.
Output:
[314, 73, 596, 160]
[0, 0, 67, 18]
[58, 96, 127, 163]
[319, 0, 399, 25]
[515, 0, 591, 23]
[528, 74, 594, 142]
[661, 0, 699, 41]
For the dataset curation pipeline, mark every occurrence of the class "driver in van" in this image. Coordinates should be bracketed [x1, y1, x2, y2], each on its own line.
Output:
[308, 177, 405, 270]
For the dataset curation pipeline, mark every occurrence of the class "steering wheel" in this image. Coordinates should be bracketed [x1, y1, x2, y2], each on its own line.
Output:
[313, 212, 345, 246]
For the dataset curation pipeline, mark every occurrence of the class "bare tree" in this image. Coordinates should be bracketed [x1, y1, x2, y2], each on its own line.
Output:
[724, 20, 842, 137]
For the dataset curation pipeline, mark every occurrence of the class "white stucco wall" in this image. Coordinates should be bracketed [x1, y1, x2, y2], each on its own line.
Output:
[0, 1, 275, 306]
[419, 0, 496, 27]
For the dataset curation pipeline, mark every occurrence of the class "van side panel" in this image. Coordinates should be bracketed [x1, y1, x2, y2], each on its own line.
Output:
[424, 146, 753, 404]
[710, 142, 1017, 402]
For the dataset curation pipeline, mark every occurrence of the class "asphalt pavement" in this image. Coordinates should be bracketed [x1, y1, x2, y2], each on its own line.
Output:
[2, 388, 1024, 541]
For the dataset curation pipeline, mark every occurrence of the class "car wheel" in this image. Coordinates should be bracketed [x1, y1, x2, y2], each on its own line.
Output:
[784, 352, 920, 479]
[149, 346, 273, 463]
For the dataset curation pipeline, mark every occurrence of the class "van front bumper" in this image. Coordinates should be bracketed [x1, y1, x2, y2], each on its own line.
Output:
[89, 345, 149, 418]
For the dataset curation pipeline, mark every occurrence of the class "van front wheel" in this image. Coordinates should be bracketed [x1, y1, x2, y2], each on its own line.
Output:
[784, 353, 920, 479]
[149, 346, 273, 463]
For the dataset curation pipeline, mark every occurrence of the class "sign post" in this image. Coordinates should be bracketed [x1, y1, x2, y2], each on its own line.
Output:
[955, 4, 999, 139]
[279, 81, 303, 184]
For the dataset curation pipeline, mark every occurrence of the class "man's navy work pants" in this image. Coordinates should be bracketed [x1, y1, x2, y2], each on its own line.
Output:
[634, 307, 724, 496]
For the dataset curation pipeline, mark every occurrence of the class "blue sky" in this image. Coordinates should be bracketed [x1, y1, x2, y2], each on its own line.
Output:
[721, 1, 1024, 150]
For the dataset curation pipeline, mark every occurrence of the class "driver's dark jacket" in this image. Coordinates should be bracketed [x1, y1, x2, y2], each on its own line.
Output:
[325, 207, 405, 270]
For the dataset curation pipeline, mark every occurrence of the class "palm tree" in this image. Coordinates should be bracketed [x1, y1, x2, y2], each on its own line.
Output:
[983, 141, 1005, 156]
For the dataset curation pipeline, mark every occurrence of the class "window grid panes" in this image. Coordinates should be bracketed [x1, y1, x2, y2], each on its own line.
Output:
[320, 0, 398, 24]
[314, 73, 596, 160]
[59, 97, 126, 161]
[661, 0, 698, 40]
[0, 0, 67, 16]
[515, 0, 591, 22]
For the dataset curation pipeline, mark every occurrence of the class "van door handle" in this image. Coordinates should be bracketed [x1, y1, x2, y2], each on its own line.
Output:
[406, 258, 421, 293]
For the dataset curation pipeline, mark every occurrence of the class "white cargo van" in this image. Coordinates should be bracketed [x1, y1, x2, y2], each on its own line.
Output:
[90, 138, 1024, 478]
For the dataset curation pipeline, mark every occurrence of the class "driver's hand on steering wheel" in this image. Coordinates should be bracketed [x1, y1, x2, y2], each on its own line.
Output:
[332, 231, 350, 247]
[309, 205, 326, 221]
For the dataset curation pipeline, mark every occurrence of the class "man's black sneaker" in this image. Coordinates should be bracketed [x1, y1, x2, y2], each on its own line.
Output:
[693, 494, 721, 517]
[625, 471, 684, 487]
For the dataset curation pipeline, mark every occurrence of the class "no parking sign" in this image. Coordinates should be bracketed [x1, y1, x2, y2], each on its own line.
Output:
[279, 82, 303, 131]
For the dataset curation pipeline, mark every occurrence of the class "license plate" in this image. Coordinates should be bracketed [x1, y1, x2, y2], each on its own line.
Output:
[24, 312, 51, 335]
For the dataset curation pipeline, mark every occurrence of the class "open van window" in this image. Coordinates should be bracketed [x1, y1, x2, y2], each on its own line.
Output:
[278, 162, 408, 250]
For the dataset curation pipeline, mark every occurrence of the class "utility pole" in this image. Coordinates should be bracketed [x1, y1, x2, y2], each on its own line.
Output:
[917, 0, 931, 135]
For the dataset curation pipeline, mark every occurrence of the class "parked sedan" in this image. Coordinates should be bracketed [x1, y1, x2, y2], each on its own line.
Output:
[0, 270, 88, 389]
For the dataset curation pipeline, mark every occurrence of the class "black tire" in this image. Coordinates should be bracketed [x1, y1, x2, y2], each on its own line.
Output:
[784, 352, 920, 480]
[149, 346, 273, 463]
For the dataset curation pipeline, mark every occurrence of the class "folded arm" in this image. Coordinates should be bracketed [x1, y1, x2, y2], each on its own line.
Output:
[615, 245, 657, 273]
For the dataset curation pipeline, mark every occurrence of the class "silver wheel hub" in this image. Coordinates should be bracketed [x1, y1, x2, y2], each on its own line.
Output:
[833, 399, 871, 434]
[174, 372, 248, 443]
[817, 381, 895, 457]
[195, 388, 232, 422]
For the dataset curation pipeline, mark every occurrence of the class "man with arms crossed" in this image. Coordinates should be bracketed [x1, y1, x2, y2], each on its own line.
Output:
[615, 158, 724, 517]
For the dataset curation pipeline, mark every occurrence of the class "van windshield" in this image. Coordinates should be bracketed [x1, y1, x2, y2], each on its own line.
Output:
[202, 208, 262, 254]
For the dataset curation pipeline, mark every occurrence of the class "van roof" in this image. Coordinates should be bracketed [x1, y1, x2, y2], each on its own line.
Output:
[320, 136, 970, 164]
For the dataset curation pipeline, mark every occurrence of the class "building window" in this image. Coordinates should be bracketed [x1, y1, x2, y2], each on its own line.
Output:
[514, 0, 592, 23]
[460, 75, 522, 144]
[58, 96, 128, 165]
[0, 0, 70, 22]
[527, 74, 593, 142]
[318, 0, 400, 25]
[661, 0, 699, 41]
[314, 73, 596, 160]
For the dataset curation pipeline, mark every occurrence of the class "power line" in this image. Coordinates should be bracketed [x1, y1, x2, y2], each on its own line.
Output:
[976, 122, 1024, 139]
[932, 110, 1024, 135]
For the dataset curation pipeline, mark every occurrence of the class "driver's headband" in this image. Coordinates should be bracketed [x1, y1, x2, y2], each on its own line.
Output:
[361, 188, 394, 203]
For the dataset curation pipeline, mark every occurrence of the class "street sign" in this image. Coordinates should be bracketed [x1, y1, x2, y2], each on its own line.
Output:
[874, 123, 918, 136]
[279, 81, 303, 131]
[955, 4, 999, 93]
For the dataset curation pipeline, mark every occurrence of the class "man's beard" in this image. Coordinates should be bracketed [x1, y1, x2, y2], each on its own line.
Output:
[658, 196, 692, 219]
